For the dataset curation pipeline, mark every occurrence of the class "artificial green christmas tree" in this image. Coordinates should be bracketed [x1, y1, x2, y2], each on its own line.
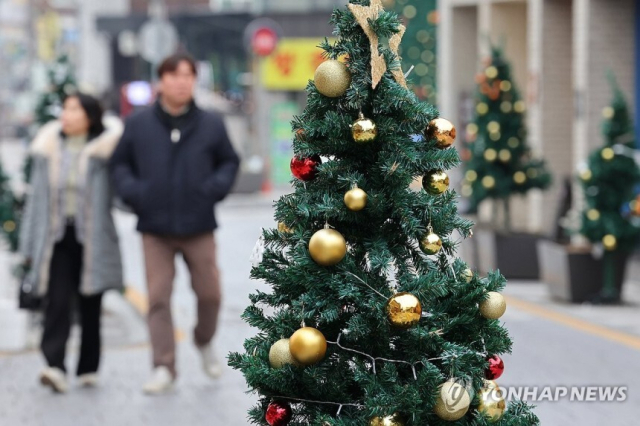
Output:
[462, 47, 551, 229]
[578, 76, 640, 303]
[229, 2, 539, 425]
[390, 0, 438, 104]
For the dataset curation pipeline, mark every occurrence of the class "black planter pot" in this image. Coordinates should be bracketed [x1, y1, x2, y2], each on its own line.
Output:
[474, 228, 542, 279]
[537, 240, 628, 304]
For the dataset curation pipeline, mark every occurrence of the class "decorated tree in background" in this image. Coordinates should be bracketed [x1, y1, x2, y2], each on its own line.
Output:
[229, 2, 539, 425]
[578, 76, 640, 303]
[461, 47, 551, 230]
[25, 54, 77, 183]
[387, 0, 438, 104]
[0, 166, 19, 251]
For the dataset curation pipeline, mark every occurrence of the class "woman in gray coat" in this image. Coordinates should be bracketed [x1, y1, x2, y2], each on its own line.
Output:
[19, 93, 123, 393]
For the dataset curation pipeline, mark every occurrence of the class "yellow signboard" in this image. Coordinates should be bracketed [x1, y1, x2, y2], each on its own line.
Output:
[261, 38, 333, 91]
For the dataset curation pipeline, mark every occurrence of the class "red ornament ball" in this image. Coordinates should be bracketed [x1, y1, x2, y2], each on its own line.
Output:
[485, 355, 505, 380]
[266, 401, 292, 426]
[290, 155, 322, 181]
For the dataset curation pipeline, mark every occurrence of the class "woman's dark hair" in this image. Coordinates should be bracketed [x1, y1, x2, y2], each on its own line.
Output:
[64, 92, 105, 139]
[157, 52, 198, 78]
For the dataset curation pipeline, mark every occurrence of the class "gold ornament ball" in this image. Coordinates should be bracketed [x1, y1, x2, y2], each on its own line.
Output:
[422, 170, 450, 195]
[479, 292, 507, 319]
[351, 114, 378, 143]
[482, 176, 496, 189]
[314, 60, 351, 98]
[485, 66, 498, 79]
[513, 171, 527, 185]
[369, 413, 405, 426]
[3, 220, 16, 233]
[289, 327, 327, 365]
[433, 380, 471, 421]
[462, 268, 474, 283]
[420, 231, 442, 255]
[344, 187, 368, 211]
[601, 147, 615, 161]
[426, 118, 457, 149]
[278, 222, 293, 233]
[269, 339, 299, 369]
[603, 234, 617, 251]
[309, 228, 347, 266]
[386, 292, 422, 329]
[484, 149, 497, 162]
[587, 209, 600, 221]
[478, 380, 506, 422]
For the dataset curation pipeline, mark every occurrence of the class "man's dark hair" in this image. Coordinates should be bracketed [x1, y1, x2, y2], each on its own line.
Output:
[157, 52, 198, 79]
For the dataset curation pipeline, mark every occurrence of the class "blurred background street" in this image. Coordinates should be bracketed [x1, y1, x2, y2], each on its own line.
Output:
[0, 0, 640, 425]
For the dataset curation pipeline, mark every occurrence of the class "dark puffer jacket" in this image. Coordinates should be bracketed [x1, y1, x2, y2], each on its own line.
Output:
[109, 101, 240, 236]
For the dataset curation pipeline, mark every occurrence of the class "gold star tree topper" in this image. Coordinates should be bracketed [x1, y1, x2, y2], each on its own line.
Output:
[348, 0, 407, 89]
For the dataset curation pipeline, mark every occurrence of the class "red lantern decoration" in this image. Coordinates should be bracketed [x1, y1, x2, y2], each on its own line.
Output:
[485, 355, 505, 380]
[290, 155, 321, 181]
[266, 401, 292, 426]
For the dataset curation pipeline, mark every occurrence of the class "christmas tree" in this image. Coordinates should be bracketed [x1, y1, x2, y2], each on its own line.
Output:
[462, 47, 551, 229]
[229, 2, 539, 425]
[390, 0, 438, 104]
[578, 76, 640, 302]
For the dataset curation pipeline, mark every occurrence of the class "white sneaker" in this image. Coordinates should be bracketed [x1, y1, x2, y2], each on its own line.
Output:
[78, 373, 99, 388]
[40, 367, 68, 393]
[196, 342, 223, 379]
[142, 366, 175, 395]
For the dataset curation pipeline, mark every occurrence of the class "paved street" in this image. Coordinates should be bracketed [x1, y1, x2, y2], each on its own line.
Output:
[1, 194, 640, 425]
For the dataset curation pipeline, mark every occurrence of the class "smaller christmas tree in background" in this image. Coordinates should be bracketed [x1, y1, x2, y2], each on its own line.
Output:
[578, 75, 640, 303]
[462, 46, 551, 230]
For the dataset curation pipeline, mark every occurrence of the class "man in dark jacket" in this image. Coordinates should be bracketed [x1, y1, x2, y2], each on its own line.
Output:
[109, 53, 240, 394]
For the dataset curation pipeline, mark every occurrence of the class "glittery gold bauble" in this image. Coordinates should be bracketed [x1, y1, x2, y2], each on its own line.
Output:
[269, 339, 299, 369]
[422, 170, 449, 195]
[602, 106, 615, 119]
[601, 147, 615, 161]
[3, 220, 16, 233]
[484, 149, 497, 162]
[420, 231, 442, 255]
[482, 176, 496, 189]
[426, 118, 457, 149]
[485, 66, 498, 79]
[487, 121, 500, 133]
[499, 149, 511, 162]
[344, 187, 368, 211]
[462, 268, 474, 283]
[278, 222, 293, 233]
[479, 292, 507, 319]
[314, 60, 351, 98]
[351, 113, 378, 143]
[587, 209, 600, 221]
[386, 292, 422, 329]
[478, 380, 506, 422]
[603, 234, 617, 251]
[500, 80, 512, 92]
[514, 100, 526, 113]
[309, 228, 347, 266]
[289, 327, 327, 365]
[433, 380, 471, 421]
[513, 171, 526, 185]
[369, 413, 405, 426]
[580, 169, 592, 181]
